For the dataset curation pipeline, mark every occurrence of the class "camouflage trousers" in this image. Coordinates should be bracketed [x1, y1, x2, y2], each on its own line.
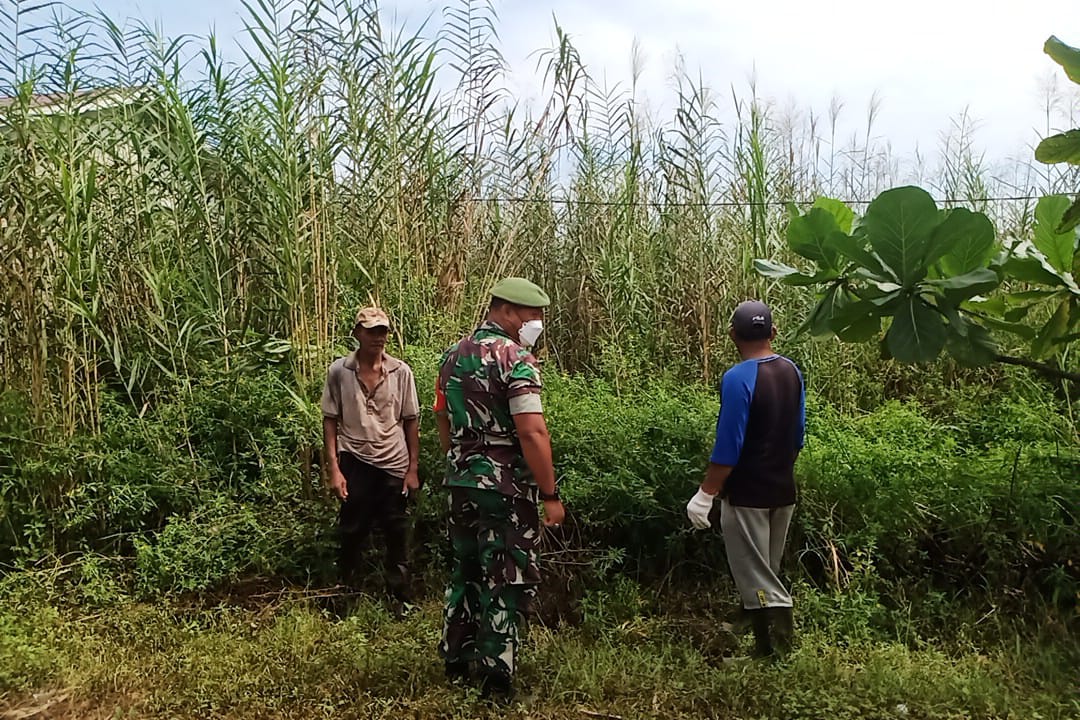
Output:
[440, 487, 541, 677]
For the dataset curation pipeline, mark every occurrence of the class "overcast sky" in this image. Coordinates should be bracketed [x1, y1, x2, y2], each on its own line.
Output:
[56, 0, 1080, 161]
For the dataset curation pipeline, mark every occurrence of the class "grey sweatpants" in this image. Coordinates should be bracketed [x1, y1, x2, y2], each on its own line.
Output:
[720, 499, 794, 609]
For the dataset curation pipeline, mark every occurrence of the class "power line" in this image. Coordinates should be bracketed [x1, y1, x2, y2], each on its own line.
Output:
[471, 194, 1050, 208]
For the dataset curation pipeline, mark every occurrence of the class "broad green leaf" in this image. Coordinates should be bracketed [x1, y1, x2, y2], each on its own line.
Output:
[812, 197, 855, 234]
[1008, 289, 1060, 301]
[943, 289, 998, 309]
[871, 281, 903, 293]
[1033, 195, 1078, 272]
[828, 294, 882, 342]
[945, 322, 997, 367]
[787, 208, 842, 270]
[866, 289, 902, 309]
[1034, 130, 1080, 165]
[938, 302, 969, 337]
[862, 186, 940, 286]
[886, 294, 947, 363]
[1004, 305, 1034, 322]
[934, 207, 997, 276]
[937, 302, 993, 369]
[1000, 254, 1063, 286]
[1059, 196, 1080, 234]
[1031, 298, 1071, 357]
[926, 268, 1000, 301]
[834, 229, 890, 278]
[835, 313, 881, 342]
[1001, 241, 1080, 295]
[979, 315, 1038, 340]
[1044, 35, 1080, 84]
[752, 259, 802, 278]
[801, 284, 841, 337]
[753, 259, 839, 286]
[853, 266, 892, 284]
[967, 295, 1007, 315]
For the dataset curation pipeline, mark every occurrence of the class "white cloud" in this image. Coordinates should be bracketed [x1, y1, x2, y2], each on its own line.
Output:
[60, 0, 1080, 160]
[485, 0, 1080, 158]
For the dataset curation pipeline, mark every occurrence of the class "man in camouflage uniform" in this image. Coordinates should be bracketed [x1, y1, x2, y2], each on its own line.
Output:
[433, 277, 565, 700]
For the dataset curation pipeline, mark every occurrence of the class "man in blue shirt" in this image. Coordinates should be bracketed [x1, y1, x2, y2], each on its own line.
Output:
[686, 300, 805, 658]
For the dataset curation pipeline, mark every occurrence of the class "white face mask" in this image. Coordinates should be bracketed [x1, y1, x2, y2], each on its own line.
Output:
[518, 319, 544, 348]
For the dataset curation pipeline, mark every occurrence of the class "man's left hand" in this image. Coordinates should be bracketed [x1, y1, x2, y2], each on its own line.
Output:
[542, 499, 565, 527]
[402, 469, 420, 496]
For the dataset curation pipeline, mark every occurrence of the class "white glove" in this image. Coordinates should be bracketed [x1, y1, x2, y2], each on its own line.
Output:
[686, 488, 717, 530]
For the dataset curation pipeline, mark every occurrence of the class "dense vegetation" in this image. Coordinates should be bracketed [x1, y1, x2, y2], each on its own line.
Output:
[1, 1, 1077, 717]
[2, 366, 1077, 718]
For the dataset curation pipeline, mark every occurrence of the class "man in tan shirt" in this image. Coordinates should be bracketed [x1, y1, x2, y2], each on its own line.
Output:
[322, 306, 420, 604]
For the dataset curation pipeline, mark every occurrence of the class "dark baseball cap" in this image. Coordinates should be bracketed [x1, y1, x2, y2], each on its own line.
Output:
[731, 300, 773, 340]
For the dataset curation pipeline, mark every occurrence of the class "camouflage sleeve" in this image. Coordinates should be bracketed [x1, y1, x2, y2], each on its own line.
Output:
[320, 362, 340, 418]
[503, 346, 542, 400]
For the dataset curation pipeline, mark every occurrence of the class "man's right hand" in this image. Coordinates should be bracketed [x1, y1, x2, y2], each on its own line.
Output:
[686, 488, 716, 530]
[330, 468, 348, 501]
[542, 499, 565, 527]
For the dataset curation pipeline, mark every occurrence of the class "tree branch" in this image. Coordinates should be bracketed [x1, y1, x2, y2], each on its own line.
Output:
[993, 354, 1080, 384]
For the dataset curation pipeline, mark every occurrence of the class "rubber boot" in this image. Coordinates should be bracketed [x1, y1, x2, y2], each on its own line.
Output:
[768, 606, 794, 656]
[338, 542, 359, 591]
[721, 606, 752, 635]
[387, 562, 412, 601]
[748, 608, 774, 659]
[444, 660, 470, 684]
[387, 563, 415, 619]
[479, 669, 515, 704]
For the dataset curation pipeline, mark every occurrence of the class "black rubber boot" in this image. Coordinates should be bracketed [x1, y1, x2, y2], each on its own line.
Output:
[723, 606, 751, 635]
[444, 660, 470, 684]
[748, 609, 774, 659]
[768, 606, 794, 656]
[338, 545, 359, 591]
[387, 562, 413, 603]
[479, 670, 515, 704]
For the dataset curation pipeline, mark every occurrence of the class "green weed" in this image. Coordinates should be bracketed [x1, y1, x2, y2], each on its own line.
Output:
[0, 580, 1075, 719]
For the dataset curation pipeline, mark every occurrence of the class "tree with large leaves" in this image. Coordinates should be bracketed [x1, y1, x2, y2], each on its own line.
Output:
[1035, 36, 1080, 233]
[758, 187, 999, 363]
[756, 187, 1079, 383]
[755, 34, 1080, 384]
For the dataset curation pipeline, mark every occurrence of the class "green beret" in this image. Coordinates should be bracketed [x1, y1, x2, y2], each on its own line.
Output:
[490, 277, 551, 308]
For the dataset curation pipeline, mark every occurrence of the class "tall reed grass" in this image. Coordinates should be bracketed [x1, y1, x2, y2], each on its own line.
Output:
[2, 0, 1079, 434]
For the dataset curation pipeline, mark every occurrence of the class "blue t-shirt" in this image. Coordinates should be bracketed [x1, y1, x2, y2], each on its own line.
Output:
[710, 354, 805, 507]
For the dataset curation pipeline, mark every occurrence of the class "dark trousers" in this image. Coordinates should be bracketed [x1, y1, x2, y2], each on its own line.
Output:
[338, 452, 410, 601]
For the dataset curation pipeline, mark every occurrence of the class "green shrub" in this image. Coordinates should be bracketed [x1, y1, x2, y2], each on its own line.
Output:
[2, 352, 1076, 608]
[133, 494, 334, 595]
[0, 600, 64, 691]
[796, 399, 1079, 605]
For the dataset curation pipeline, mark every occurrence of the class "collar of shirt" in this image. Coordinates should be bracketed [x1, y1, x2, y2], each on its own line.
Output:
[477, 320, 515, 341]
[343, 352, 402, 375]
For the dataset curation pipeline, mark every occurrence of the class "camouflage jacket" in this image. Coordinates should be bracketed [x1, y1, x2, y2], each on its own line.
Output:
[436, 321, 543, 499]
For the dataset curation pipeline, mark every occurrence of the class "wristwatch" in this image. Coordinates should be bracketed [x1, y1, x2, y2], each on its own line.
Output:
[539, 488, 560, 501]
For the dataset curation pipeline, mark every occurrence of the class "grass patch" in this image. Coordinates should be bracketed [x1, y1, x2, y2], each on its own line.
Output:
[0, 578, 1075, 720]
